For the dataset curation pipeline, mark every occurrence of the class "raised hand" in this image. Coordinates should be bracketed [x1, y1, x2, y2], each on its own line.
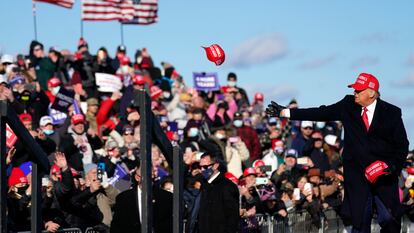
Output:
[54, 151, 68, 171]
[265, 101, 286, 117]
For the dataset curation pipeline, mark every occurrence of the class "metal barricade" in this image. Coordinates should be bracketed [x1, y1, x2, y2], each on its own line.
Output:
[18, 228, 82, 233]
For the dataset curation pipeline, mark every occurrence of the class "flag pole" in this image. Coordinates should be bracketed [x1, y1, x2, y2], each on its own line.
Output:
[32, 0, 38, 40]
[80, 20, 84, 38]
[120, 23, 124, 45]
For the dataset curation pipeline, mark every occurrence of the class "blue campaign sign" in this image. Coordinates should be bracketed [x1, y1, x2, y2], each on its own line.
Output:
[108, 164, 131, 192]
[193, 72, 220, 91]
[48, 105, 67, 125]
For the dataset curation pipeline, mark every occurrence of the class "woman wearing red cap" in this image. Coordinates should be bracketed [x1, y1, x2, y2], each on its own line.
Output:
[267, 73, 409, 233]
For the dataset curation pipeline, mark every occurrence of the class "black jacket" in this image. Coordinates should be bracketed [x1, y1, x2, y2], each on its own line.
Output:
[290, 95, 409, 228]
[110, 186, 173, 233]
[198, 173, 240, 233]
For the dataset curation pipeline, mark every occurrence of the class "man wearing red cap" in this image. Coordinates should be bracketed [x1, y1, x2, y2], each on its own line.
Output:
[267, 73, 409, 232]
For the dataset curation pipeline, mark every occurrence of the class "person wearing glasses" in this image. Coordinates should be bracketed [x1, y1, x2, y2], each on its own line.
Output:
[291, 120, 314, 157]
[266, 73, 409, 233]
[198, 153, 240, 233]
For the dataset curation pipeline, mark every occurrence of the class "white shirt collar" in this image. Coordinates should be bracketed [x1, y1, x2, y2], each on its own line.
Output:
[208, 171, 221, 184]
[364, 99, 377, 113]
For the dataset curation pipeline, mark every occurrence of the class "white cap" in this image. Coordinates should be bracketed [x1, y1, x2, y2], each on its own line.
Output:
[301, 121, 313, 128]
[39, 116, 53, 127]
[1, 54, 14, 64]
[324, 134, 338, 146]
[0, 74, 7, 84]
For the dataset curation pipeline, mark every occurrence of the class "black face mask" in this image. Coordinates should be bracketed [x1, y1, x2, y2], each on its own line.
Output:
[17, 186, 28, 195]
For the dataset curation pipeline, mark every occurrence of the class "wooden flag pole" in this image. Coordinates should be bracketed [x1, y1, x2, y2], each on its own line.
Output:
[32, 0, 38, 40]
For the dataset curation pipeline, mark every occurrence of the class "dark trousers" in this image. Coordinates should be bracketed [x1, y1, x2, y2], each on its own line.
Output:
[352, 192, 401, 233]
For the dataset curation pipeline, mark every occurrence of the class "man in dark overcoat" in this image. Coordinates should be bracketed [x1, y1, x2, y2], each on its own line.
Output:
[267, 73, 409, 233]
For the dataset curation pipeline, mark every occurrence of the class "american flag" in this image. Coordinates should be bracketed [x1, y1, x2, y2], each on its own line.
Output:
[120, 0, 158, 25]
[82, 0, 135, 21]
[35, 0, 74, 8]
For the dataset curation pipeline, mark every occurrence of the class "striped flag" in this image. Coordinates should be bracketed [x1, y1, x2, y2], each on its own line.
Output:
[120, 0, 158, 25]
[82, 0, 135, 21]
[35, 0, 74, 8]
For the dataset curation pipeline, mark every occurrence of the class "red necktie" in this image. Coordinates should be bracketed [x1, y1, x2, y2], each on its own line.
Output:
[362, 107, 369, 131]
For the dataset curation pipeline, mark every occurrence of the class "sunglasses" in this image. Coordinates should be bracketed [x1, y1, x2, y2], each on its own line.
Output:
[303, 127, 313, 130]
[123, 132, 134, 136]
[200, 163, 214, 170]
[313, 138, 323, 141]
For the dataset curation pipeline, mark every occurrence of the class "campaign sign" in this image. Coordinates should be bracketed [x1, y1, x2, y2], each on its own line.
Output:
[108, 164, 131, 192]
[48, 105, 67, 125]
[95, 73, 123, 92]
[51, 88, 75, 113]
[193, 72, 219, 91]
[6, 124, 17, 148]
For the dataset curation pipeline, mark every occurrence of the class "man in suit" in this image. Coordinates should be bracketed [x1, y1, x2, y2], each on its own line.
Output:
[266, 73, 409, 233]
[198, 153, 240, 233]
[110, 164, 173, 233]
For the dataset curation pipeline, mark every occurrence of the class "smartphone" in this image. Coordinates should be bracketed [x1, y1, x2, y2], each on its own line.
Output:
[260, 165, 272, 172]
[297, 157, 308, 165]
[42, 177, 50, 187]
[97, 163, 105, 182]
[167, 121, 178, 132]
[304, 182, 312, 192]
[255, 177, 269, 185]
[293, 188, 301, 200]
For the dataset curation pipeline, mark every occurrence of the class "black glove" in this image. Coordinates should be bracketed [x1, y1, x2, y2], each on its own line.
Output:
[266, 101, 286, 117]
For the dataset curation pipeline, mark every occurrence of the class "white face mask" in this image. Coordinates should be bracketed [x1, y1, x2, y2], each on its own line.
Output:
[227, 81, 236, 87]
[121, 65, 129, 73]
[316, 122, 326, 129]
[188, 128, 199, 137]
[233, 120, 243, 128]
[215, 133, 225, 140]
[51, 86, 60, 95]
[163, 91, 171, 99]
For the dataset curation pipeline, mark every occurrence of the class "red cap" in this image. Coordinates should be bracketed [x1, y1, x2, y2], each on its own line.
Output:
[19, 113, 32, 123]
[203, 44, 225, 66]
[271, 139, 283, 150]
[407, 167, 414, 175]
[243, 167, 257, 177]
[8, 167, 28, 187]
[120, 56, 130, 65]
[252, 160, 265, 168]
[224, 172, 239, 185]
[365, 160, 389, 183]
[48, 77, 61, 88]
[348, 73, 379, 91]
[71, 114, 85, 125]
[254, 92, 264, 101]
[150, 85, 162, 100]
[132, 74, 146, 85]
[220, 86, 229, 94]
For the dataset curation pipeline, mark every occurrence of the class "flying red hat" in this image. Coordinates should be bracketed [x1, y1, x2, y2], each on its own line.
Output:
[348, 73, 379, 92]
[203, 44, 225, 66]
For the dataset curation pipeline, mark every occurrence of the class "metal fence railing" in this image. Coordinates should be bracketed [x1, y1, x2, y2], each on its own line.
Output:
[240, 209, 414, 233]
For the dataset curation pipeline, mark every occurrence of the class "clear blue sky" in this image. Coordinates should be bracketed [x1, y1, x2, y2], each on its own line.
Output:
[1, 1, 413, 147]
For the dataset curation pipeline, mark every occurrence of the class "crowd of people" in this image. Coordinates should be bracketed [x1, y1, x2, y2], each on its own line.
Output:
[0, 38, 413, 233]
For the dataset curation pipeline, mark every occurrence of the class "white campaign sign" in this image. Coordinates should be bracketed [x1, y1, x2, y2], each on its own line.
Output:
[95, 73, 123, 92]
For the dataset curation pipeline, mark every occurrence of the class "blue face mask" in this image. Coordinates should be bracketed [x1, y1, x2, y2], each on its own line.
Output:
[43, 129, 54, 135]
[201, 168, 214, 180]
[233, 120, 243, 128]
[188, 128, 199, 137]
